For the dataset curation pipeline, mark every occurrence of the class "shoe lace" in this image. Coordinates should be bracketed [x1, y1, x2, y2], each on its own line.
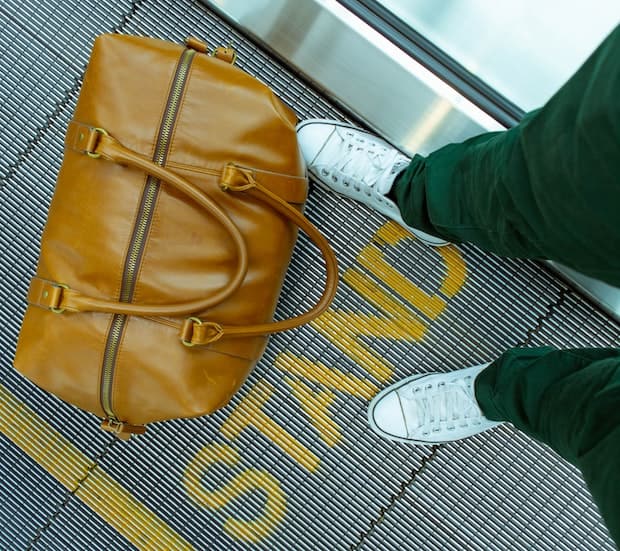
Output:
[322, 130, 404, 195]
[409, 377, 483, 436]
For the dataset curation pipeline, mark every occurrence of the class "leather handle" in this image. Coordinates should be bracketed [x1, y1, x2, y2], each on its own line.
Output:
[40, 129, 339, 337]
[46, 131, 250, 317]
[182, 165, 338, 341]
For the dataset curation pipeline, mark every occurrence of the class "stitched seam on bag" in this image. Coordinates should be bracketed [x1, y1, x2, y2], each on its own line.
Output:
[165, 162, 224, 177]
[197, 345, 259, 362]
[268, 87, 297, 129]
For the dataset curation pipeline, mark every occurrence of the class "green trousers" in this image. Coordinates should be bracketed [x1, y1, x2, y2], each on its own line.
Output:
[392, 25, 620, 546]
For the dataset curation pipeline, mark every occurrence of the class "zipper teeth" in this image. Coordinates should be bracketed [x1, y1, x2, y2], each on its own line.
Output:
[120, 181, 158, 302]
[100, 49, 195, 420]
[121, 48, 195, 301]
[101, 315, 124, 417]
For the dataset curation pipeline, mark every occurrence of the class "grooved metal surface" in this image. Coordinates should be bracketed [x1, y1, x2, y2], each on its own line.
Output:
[0, 1, 618, 550]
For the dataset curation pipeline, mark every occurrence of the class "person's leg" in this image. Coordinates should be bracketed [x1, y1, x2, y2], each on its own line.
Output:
[392, 24, 620, 285]
[298, 25, 620, 546]
[368, 347, 620, 546]
[476, 347, 620, 546]
[297, 25, 620, 284]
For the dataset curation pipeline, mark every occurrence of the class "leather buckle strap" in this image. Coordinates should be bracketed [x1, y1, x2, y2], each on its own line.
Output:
[100, 418, 147, 440]
[184, 36, 237, 64]
[27, 278, 69, 314]
[212, 46, 237, 65]
[180, 318, 224, 347]
[67, 122, 109, 158]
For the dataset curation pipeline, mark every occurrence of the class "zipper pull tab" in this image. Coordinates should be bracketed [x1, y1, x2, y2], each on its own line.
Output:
[212, 45, 237, 65]
[101, 418, 147, 440]
[184, 36, 209, 54]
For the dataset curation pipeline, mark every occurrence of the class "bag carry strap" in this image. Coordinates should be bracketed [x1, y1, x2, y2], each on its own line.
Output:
[32, 127, 249, 317]
[33, 128, 338, 343]
[180, 164, 339, 345]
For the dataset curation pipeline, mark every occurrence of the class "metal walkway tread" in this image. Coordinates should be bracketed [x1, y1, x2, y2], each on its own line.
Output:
[0, 1, 618, 550]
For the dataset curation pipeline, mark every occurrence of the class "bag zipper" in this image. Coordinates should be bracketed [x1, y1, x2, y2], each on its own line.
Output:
[100, 48, 196, 425]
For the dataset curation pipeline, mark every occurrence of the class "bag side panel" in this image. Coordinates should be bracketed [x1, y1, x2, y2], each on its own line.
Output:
[15, 35, 185, 418]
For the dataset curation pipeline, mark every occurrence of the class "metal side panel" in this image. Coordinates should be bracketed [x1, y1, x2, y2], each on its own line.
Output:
[208, 0, 503, 153]
[0, 1, 618, 550]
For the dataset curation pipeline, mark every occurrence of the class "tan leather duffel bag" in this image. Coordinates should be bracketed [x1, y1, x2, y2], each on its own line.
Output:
[14, 34, 338, 439]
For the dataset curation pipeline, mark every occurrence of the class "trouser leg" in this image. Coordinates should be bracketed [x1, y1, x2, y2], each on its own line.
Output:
[475, 347, 620, 546]
[389, 25, 620, 545]
[391, 24, 620, 286]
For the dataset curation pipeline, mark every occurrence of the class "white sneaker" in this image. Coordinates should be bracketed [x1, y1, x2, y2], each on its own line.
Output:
[296, 119, 449, 247]
[368, 363, 503, 444]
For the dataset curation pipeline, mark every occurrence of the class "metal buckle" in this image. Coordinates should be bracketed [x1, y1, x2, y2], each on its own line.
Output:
[103, 418, 124, 434]
[181, 317, 224, 347]
[100, 418, 136, 441]
[182, 317, 203, 347]
[86, 127, 109, 159]
[48, 282, 69, 314]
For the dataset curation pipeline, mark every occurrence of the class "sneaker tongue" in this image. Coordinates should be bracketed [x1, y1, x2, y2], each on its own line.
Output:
[376, 159, 409, 195]
[401, 382, 475, 434]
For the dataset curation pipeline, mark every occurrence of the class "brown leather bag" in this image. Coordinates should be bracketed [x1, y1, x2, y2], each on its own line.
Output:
[14, 34, 338, 438]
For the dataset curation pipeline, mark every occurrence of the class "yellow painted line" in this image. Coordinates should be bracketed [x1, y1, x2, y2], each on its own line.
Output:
[276, 352, 378, 447]
[357, 244, 447, 319]
[220, 380, 321, 473]
[184, 442, 286, 543]
[374, 221, 467, 299]
[437, 245, 468, 297]
[275, 352, 378, 400]
[0, 383, 194, 551]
